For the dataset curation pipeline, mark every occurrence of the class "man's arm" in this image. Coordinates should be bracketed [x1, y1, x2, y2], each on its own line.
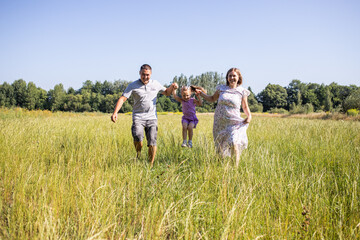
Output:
[162, 83, 178, 96]
[111, 96, 128, 123]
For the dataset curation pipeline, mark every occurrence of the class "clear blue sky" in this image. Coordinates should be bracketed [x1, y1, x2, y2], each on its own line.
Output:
[1, 0, 359, 94]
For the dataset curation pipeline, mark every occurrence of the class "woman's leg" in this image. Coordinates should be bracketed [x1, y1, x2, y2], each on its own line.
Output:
[231, 144, 242, 167]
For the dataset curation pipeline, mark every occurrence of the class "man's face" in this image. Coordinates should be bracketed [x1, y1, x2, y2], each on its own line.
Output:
[140, 69, 151, 84]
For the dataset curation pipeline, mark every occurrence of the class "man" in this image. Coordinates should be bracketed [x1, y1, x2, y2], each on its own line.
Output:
[111, 64, 177, 166]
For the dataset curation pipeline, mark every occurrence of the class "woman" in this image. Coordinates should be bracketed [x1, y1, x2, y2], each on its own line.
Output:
[198, 68, 251, 166]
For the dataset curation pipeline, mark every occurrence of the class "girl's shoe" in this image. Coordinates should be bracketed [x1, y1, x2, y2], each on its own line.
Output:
[188, 140, 193, 148]
[181, 140, 187, 147]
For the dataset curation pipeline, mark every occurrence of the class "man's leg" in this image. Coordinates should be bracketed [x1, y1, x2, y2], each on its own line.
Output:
[145, 119, 158, 166]
[148, 145, 157, 166]
[134, 141, 143, 158]
[131, 120, 145, 159]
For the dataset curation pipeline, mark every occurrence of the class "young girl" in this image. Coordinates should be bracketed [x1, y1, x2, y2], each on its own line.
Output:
[172, 85, 203, 148]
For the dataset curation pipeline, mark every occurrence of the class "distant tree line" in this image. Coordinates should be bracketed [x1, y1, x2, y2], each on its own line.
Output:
[1, 73, 359, 114]
[257, 80, 360, 114]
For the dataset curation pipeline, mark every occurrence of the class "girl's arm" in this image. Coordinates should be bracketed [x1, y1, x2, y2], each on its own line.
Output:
[194, 91, 202, 106]
[199, 90, 220, 102]
[172, 88, 183, 103]
[241, 95, 252, 123]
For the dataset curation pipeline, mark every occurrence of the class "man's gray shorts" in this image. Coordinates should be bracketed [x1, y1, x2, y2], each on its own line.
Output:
[131, 119, 158, 146]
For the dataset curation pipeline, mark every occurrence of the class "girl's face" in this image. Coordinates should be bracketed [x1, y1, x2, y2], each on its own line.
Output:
[181, 90, 191, 101]
[227, 71, 239, 88]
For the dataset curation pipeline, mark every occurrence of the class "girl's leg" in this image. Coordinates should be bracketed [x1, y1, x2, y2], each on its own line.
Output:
[187, 122, 195, 141]
[187, 122, 195, 147]
[182, 122, 188, 141]
[182, 122, 188, 147]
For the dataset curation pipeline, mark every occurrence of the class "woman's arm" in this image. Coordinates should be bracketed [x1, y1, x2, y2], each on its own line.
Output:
[194, 91, 202, 106]
[241, 95, 252, 123]
[199, 90, 220, 102]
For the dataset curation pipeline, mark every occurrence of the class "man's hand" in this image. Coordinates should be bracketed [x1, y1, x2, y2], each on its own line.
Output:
[111, 113, 118, 123]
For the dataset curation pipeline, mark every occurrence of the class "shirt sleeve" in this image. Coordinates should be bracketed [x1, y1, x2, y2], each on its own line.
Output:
[122, 83, 133, 98]
[242, 88, 250, 97]
[155, 80, 166, 92]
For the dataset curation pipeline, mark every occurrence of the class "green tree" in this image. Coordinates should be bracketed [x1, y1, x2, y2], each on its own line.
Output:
[173, 74, 188, 88]
[64, 94, 83, 112]
[324, 87, 333, 111]
[37, 88, 48, 110]
[81, 80, 94, 93]
[101, 80, 114, 95]
[343, 89, 360, 111]
[24, 82, 39, 110]
[100, 94, 116, 113]
[328, 82, 354, 110]
[247, 87, 263, 112]
[258, 84, 288, 112]
[113, 80, 131, 94]
[67, 87, 76, 95]
[0, 82, 16, 108]
[90, 92, 103, 111]
[285, 79, 306, 107]
[12, 79, 27, 107]
[93, 81, 102, 94]
[48, 84, 66, 111]
[302, 88, 319, 109]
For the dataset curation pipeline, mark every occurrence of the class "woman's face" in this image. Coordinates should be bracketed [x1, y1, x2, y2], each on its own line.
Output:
[227, 71, 239, 87]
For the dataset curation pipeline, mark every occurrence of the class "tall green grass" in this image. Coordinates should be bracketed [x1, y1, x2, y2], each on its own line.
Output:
[1, 109, 359, 239]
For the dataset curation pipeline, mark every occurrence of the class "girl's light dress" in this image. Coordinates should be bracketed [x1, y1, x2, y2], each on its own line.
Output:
[213, 85, 250, 157]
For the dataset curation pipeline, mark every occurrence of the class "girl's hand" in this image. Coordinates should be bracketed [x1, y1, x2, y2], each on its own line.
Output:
[172, 83, 179, 90]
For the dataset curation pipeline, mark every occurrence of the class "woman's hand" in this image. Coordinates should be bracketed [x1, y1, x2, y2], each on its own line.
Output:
[243, 116, 252, 124]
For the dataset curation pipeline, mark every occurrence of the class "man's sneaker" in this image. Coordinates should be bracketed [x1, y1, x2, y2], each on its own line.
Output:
[188, 140, 193, 148]
[181, 140, 187, 147]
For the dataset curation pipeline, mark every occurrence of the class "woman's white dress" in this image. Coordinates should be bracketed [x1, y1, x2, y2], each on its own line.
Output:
[213, 85, 250, 157]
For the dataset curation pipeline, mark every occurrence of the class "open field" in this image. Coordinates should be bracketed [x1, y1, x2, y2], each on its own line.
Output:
[1, 109, 360, 239]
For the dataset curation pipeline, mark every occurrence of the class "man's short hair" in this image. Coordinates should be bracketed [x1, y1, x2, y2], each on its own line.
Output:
[140, 64, 152, 72]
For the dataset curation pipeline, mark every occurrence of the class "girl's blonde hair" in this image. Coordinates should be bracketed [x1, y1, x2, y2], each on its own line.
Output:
[181, 86, 191, 94]
[180, 85, 207, 94]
